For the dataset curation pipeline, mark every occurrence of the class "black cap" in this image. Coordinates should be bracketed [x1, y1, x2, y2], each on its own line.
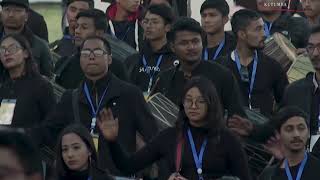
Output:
[0, 0, 29, 9]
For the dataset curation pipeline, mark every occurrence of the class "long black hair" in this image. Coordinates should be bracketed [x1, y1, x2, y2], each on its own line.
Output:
[0, 34, 39, 82]
[176, 76, 225, 138]
[55, 124, 99, 178]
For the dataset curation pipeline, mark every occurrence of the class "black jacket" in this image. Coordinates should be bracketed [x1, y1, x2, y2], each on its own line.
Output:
[54, 52, 129, 89]
[0, 27, 53, 77]
[32, 73, 159, 175]
[0, 74, 55, 128]
[259, 153, 320, 180]
[58, 165, 113, 180]
[51, 28, 76, 58]
[281, 73, 318, 134]
[125, 42, 176, 92]
[202, 32, 237, 61]
[152, 60, 246, 117]
[217, 51, 289, 117]
[109, 126, 251, 180]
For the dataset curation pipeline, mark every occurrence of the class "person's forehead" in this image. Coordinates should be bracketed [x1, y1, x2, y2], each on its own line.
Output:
[69, 1, 90, 8]
[1, 38, 19, 47]
[2, 4, 26, 10]
[144, 12, 163, 20]
[282, 116, 306, 127]
[82, 39, 105, 48]
[77, 16, 94, 24]
[201, 8, 221, 15]
[175, 31, 202, 40]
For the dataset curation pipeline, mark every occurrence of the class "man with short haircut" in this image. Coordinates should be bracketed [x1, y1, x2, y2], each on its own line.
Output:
[217, 9, 288, 117]
[55, 9, 128, 89]
[200, 0, 236, 61]
[0, 0, 53, 77]
[301, 0, 320, 27]
[52, 0, 94, 58]
[125, 4, 176, 96]
[259, 106, 320, 180]
[32, 36, 158, 175]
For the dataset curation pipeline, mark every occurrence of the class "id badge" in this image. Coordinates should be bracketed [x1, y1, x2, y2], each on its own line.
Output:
[91, 133, 99, 152]
[0, 99, 16, 125]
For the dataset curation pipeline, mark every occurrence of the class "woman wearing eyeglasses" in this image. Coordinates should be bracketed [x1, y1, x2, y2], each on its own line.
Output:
[98, 76, 251, 180]
[0, 34, 55, 128]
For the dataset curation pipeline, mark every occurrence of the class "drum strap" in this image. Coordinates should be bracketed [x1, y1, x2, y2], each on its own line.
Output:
[175, 131, 185, 173]
[72, 89, 81, 123]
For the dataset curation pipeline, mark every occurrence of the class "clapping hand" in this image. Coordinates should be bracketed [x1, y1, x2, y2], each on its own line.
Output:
[97, 108, 119, 142]
[228, 115, 253, 137]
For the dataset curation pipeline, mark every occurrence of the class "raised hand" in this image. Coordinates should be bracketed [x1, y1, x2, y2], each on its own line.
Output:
[97, 108, 119, 141]
[228, 115, 253, 137]
[263, 131, 284, 160]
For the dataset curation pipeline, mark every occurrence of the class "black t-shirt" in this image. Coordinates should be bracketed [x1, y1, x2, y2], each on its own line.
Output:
[265, 154, 320, 180]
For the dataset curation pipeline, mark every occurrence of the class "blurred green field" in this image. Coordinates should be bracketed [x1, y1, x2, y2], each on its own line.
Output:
[31, 3, 62, 43]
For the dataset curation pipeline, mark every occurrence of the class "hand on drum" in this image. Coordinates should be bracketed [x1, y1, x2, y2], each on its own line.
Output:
[97, 108, 119, 142]
[263, 131, 284, 160]
[168, 173, 188, 180]
[228, 115, 253, 137]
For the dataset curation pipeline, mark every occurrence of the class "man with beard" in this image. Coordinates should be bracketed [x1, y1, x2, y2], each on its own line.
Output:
[200, 0, 237, 61]
[282, 25, 320, 157]
[152, 17, 246, 119]
[259, 106, 320, 180]
[301, 0, 320, 27]
[51, 0, 94, 58]
[217, 9, 288, 117]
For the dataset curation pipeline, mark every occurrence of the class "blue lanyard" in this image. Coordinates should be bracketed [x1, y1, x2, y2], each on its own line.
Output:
[204, 37, 225, 61]
[264, 22, 273, 38]
[234, 50, 258, 109]
[83, 82, 109, 134]
[63, 34, 73, 40]
[142, 55, 163, 93]
[88, 177, 92, 180]
[285, 152, 308, 180]
[187, 128, 207, 180]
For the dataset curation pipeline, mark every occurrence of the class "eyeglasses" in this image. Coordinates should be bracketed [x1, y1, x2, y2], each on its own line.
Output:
[0, 45, 22, 56]
[306, 44, 320, 55]
[80, 49, 109, 58]
[183, 98, 206, 108]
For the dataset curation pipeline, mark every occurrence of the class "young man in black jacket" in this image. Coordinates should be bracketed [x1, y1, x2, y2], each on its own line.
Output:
[200, 0, 236, 61]
[260, 106, 320, 180]
[31, 36, 158, 175]
[0, 0, 53, 77]
[217, 9, 289, 117]
[55, 9, 128, 89]
[125, 4, 176, 96]
[152, 17, 246, 118]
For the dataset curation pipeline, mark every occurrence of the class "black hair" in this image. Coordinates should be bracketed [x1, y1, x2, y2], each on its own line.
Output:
[67, 0, 94, 8]
[168, 17, 204, 42]
[55, 124, 98, 178]
[231, 9, 261, 37]
[0, 34, 39, 82]
[176, 76, 225, 138]
[0, 128, 43, 177]
[76, 9, 107, 32]
[200, 0, 230, 17]
[273, 106, 308, 132]
[80, 35, 112, 55]
[143, 3, 175, 25]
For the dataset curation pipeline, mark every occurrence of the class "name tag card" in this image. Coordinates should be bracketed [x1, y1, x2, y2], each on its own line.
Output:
[92, 133, 99, 152]
[0, 99, 16, 125]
